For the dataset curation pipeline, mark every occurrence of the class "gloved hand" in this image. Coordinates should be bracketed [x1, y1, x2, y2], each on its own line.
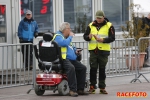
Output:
[34, 32, 38, 38]
[19, 38, 23, 43]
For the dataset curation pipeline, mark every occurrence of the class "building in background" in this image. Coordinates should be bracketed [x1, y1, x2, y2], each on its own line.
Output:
[0, 0, 141, 44]
[0, 5, 6, 42]
[20, 0, 129, 33]
[102, 0, 129, 31]
[21, 0, 53, 32]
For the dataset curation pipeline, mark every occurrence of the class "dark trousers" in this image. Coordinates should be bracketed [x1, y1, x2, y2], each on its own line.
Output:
[20, 41, 33, 68]
[89, 51, 109, 89]
[63, 59, 87, 92]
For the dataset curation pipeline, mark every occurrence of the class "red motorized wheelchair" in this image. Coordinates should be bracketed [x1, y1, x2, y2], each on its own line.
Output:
[34, 33, 69, 96]
[33, 33, 89, 96]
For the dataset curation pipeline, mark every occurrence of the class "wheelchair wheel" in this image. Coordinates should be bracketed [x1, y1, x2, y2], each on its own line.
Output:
[58, 80, 69, 96]
[34, 85, 45, 96]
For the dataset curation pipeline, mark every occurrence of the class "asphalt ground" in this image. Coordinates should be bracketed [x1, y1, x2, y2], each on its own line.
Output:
[0, 74, 150, 100]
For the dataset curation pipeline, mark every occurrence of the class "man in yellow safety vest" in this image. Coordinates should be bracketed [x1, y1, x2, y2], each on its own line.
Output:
[53, 22, 89, 97]
[83, 10, 115, 94]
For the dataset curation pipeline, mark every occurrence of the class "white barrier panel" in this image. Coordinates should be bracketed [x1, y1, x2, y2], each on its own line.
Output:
[0, 43, 33, 88]
[1, 37, 150, 89]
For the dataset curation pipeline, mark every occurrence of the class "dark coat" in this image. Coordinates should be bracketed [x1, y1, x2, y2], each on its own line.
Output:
[142, 17, 150, 35]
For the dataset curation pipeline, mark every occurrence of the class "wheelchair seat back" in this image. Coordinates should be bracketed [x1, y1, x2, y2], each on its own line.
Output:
[39, 41, 58, 62]
[36, 33, 62, 72]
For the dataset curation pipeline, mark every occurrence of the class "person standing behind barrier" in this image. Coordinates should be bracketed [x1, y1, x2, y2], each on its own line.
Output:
[18, 10, 39, 70]
[142, 13, 150, 66]
[53, 22, 88, 97]
[142, 13, 150, 35]
[83, 10, 115, 94]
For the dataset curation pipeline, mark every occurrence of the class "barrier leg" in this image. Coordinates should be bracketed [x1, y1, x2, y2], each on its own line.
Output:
[135, 73, 150, 83]
[27, 47, 36, 94]
[131, 73, 150, 83]
[130, 74, 142, 83]
[139, 74, 150, 83]
[130, 64, 141, 83]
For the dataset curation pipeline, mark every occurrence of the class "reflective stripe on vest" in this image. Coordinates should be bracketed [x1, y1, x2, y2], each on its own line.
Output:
[52, 34, 67, 59]
[89, 22, 111, 51]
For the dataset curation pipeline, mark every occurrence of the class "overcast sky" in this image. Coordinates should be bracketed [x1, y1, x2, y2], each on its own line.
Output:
[133, 0, 150, 12]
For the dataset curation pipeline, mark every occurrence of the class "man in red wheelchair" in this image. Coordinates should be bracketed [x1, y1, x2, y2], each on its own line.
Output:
[52, 22, 89, 97]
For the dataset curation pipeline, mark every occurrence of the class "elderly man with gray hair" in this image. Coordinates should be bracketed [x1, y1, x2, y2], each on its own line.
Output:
[52, 22, 88, 97]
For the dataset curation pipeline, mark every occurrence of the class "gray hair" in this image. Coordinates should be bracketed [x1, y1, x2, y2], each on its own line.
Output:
[59, 22, 70, 32]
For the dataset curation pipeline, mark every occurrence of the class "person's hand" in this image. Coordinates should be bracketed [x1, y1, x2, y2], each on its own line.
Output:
[76, 50, 81, 54]
[34, 32, 38, 38]
[89, 33, 93, 39]
[93, 35, 103, 42]
[96, 38, 104, 42]
[76, 48, 83, 54]
[19, 38, 23, 43]
[69, 32, 74, 36]
[93, 35, 98, 40]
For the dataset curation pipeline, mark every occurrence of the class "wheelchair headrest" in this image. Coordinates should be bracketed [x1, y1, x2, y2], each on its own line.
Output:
[43, 33, 54, 41]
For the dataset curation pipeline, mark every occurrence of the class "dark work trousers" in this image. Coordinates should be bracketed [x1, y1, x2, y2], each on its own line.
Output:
[20, 41, 33, 68]
[89, 50, 109, 89]
[63, 59, 87, 92]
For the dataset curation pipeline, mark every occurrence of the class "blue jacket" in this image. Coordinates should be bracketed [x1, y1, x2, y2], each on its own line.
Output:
[54, 31, 77, 60]
[18, 18, 38, 41]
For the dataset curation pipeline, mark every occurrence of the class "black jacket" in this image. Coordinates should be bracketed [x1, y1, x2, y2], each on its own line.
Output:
[143, 17, 150, 26]
[83, 18, 115, 54]
[142, 17, 150, 33]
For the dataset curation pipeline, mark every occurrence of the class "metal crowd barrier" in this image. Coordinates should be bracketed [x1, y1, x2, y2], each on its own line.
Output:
[1, 37, 150, 90]
[73, 39, 139, 79]
[0, 43, 33, 89]
[107, 38, 137, 77]
[130, 37, 150, 83]
[35, 37, 149, 80]
[73, 38, 149, 83]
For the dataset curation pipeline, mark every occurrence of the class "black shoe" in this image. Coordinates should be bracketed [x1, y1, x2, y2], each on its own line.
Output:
[77, 90, 89, 95]
[69, 91, 78, 97]
[100, 89, 108, 94]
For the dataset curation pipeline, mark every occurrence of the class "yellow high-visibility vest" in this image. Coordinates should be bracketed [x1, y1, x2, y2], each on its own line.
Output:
[52, 34, 67, 59]
[88, 22, 112, 51]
